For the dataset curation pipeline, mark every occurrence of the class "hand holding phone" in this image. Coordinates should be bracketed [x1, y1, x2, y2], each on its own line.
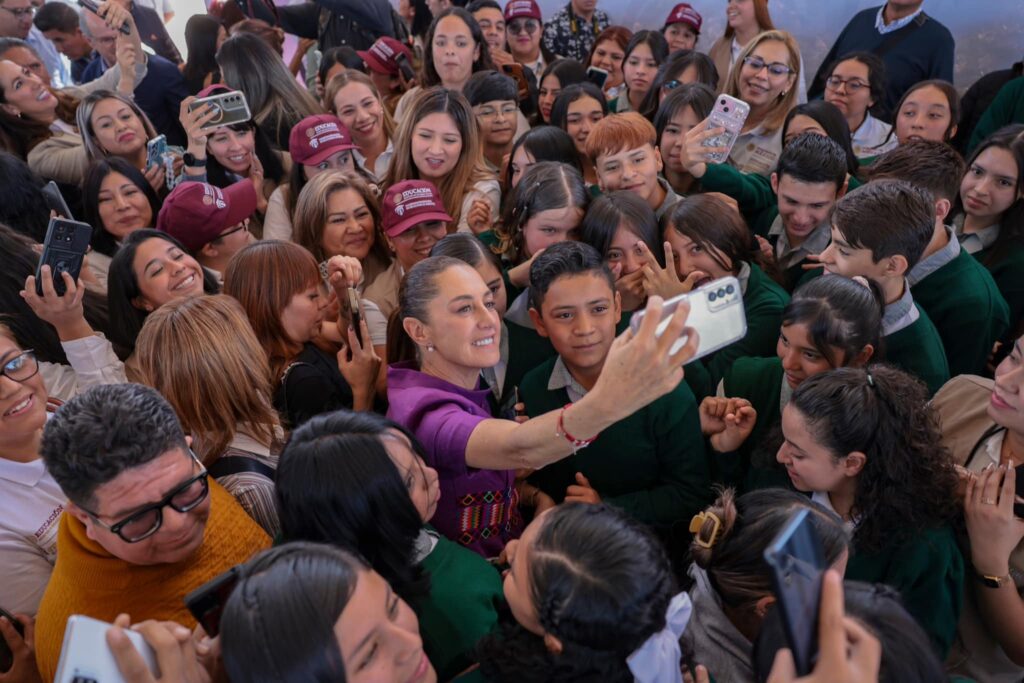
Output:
[187, 91, 252, 131]
[702, 95, 750, 164]
[185, 566, 240, 639]
[586, 66, 609, 89]
[41, 181, 74, 220]
[395, 52, 416, 83]
[54, 615, 157, 683]
[0, 607, 27, 674]
[346, 287, 363, 347]
[78, 0, 131, 35]
[35, 218, 93, 297]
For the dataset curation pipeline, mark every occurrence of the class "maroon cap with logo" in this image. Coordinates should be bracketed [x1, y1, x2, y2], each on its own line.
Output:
[156, 180, 257, 252]
[504, 0, 541, 21]
[381, 180, 453, 237]
[665, 3, 702, 32]
[357, 36, 414, 76]
[288, 114, 359, 166]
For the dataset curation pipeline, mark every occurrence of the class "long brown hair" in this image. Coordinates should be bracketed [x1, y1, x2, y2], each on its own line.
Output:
[382, 86, 494, 228]
[0, 79, 77, 157]
[723, 0, 774, 39]
[666, 193, 767, 275]
[724, 30, 801, 134]
[135, 294, 281, 464]
[223, 240, 322, 383]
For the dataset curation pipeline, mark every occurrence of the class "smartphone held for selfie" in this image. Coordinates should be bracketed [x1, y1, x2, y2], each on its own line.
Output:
[1014, 464, 1024, 518]
[54, 615, 157, 683]
[35, 217, 93, 297]
[145, 134, 167, 169]
[586, 66, 609, 89]
[188, 91, 252, 131]
[184, 566, 240, 639]
[703, 94, 750, 164]
[0, 606, 25, 673]
[764, 509, 827, 677]
[395, 52, 416, 82]
[347, 287, 363, 347]
[78, 0, 131, 34]
[499, 386, 522, 421]
[628, 276, 747, 362]
[42, 181, 75, 221]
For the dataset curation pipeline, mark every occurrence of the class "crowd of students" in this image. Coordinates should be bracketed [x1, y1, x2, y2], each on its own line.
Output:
[0, 0, 1022, 680]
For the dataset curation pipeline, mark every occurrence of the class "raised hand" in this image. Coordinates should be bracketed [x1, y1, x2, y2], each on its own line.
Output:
[699, 396, 757, 453]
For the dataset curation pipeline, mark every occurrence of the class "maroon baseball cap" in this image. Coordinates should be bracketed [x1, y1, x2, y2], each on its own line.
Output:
[665, 3, 702, 32]
[288, 114, 359, 166]
[504, 0, 541, 21]
[156, 180, 257, 252]
[357, 37, 414, 76]
[381, 180, 453, 237]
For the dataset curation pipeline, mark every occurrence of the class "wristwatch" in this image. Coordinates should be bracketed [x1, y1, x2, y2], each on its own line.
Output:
[183, 152, 206, 168]
[977, 571, 1012, 588]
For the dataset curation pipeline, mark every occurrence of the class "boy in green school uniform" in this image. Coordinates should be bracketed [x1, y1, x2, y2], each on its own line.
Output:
[518, 241, 712, 531]
[676, 133, 855, 291]
[868, 140, 1010, 377]
[818, 179, 950, 395]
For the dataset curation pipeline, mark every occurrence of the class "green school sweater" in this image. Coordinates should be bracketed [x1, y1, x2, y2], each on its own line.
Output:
[416, 531, 504, 681]
[977, 242, 1024, 339]
[846, 526, 964, 659]
[704, 263, 790, 387]
[476, 230, 524, 303]
[910, 249, 1010, 377]
[885, 305, 951, 396]
[720, 356, 793, 492]
[520, 356, 712, 528]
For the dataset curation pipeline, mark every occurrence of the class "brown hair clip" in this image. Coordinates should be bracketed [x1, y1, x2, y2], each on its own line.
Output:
[689, 511, 722, 549]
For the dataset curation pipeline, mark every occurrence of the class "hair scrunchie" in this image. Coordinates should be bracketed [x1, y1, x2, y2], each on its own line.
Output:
[626, 591, 693, 683]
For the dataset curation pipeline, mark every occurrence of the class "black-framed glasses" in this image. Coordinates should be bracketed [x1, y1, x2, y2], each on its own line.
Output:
[217, 219, 250, 240]
[508, 19, 539, 35]
[825, 75, 869, 93]
[82, 451, 209, 543]
[1, 350, 39, 383]
[0, 5, 36, 18]
[743, 56, 794, 77]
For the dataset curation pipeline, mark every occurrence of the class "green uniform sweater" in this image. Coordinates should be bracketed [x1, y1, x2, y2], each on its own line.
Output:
[704, 263, 790, 387]
[416, 531, 504, 681]
[846, 527, 964, 659]
[885, 305, 951, 396]
[910, 249, 1010, 377]
[977, 241, 1024, 339]
[520, 356, 712, 528]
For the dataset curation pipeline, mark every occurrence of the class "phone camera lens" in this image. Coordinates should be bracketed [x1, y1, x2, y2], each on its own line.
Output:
[726, 284, 735, 294]
[723, 106, 730, 112]
[708, 291, 717, 302]
[717, 288, 726, 298]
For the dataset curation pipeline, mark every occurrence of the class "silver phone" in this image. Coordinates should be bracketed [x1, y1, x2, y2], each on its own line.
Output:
[188, 90, 252, 131]
[703, 94, 750, 163]
[628, 276, 747, 361]
[54, 615, 157, 683]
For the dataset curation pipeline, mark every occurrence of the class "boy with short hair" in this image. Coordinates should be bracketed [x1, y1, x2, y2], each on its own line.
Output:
[819, 179, 950, 394]
[520, 241, 711, 528]
[585, 112, 680, 219]
[681, 133, 850, 291]
[868, 140, 1009, 376]
[464, 70, 519, 175]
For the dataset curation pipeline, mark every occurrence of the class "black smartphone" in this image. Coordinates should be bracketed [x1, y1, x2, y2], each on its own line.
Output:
[0, 606, 25, 673]
[77, 0, 131, 35]
[500, 387, 521, 421]
[35, 217, 93, 297]
[184, 566, 240, 639]
[41, 181, 74, 221]
[586, 66, 609, 89]
[1014, 464, 1024, 518]
[394, 52, 416, 82]
[763, 508, 826, 677]
[347, 287, 363, 347]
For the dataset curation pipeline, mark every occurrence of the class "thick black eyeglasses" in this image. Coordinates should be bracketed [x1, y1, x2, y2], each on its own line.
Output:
[1, 350, 39, 383]
[82, 451, 209, 543]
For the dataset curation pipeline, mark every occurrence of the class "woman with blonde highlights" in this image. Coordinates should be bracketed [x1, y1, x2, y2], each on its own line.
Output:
[292, 170, 392, 290]
[327, 70, 397, 180]
[135, 294, 282, 536]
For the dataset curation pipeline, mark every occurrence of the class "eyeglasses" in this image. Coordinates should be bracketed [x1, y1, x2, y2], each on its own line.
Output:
[1, 350, 38, 383]
[663, 79, 683, 92]
[743, 56, 794, 78]
[508, 19, 539, 35]
[825, 75, 870, 93]
[81, 451, 210, 543]
[476, 103, 519, 119]
[1, 5, 36, 19]
[217, 219, 250, 240]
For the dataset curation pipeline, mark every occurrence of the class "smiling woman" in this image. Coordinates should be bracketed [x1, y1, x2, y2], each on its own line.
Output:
[77, 90, 158, 173]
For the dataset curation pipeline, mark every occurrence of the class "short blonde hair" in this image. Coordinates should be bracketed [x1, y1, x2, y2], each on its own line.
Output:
[584, 112, 657, 162]
[724, 30, 801, 134]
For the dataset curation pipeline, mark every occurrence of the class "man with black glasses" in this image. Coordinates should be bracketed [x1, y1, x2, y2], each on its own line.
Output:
[33, 383, 270, 681]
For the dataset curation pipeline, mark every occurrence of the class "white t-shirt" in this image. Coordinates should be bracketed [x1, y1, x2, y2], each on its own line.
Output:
[0, 455, 65, 615]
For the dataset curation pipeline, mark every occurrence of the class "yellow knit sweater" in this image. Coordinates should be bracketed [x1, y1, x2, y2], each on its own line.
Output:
[34, 481, 270, 681]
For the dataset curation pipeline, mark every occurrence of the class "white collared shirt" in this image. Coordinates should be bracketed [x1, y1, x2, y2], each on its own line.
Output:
[851, 112, 898, 159]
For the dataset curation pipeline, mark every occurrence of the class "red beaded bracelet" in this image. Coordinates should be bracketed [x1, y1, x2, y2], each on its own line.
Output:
[557, 403, 597, 451]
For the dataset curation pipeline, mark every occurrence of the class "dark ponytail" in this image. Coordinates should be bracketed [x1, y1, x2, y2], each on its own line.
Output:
[386, 255, 468, 366]
[782, 275, 884, 368]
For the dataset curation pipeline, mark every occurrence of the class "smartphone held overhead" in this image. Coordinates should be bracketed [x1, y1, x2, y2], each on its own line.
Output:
[188, 91, 252, 131]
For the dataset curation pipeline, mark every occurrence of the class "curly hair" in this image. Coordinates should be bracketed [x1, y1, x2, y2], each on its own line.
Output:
[477, 503, 675, 682]
[789, 365, 959, 555]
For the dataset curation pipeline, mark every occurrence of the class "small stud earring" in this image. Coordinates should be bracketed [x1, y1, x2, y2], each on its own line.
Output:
[426, 343, 435, 352]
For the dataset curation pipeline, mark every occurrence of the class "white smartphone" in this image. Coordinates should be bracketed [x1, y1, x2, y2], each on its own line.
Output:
[629, 276, 747, 361]
[702, 94, 751, 163]
[188, 90, 252, 131]
[54, 615, 157, 683]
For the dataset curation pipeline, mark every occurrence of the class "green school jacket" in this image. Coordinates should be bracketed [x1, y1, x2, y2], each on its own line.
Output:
[704, 263, 790, 387]
[520, 356, 712, 528]
[910, 249, 1010, 377]
[976, 241, 1024, 339]
[846, 526, 964, 659]
[885, 305, 951, 396]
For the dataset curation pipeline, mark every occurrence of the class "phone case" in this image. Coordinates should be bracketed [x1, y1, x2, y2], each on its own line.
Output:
[703, 95, 751, 163]
[628, 276, 747, 362]
[145, 135, 167, 169]
[189, 91, 252, 131]
[53, 615, 156, 683]
[35, 218, 93, 297]
[586, 67, 609, 89]
[185, 566, 240, 638]
[42, 181, 74, 221]
[764, 509, 826, 676]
